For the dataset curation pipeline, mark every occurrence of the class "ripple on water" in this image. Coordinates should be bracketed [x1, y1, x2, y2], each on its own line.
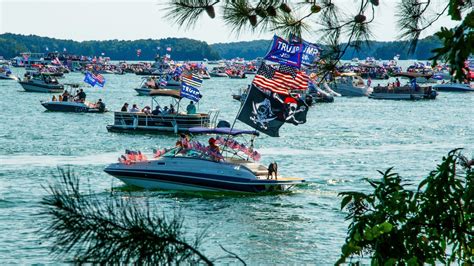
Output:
[0, 64, 473, 264]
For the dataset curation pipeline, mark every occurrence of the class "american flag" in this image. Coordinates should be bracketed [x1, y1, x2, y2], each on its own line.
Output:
[252, 63, 289, 95]
[182, 73, 202, 88]
[273, 70, 309, 91]
[159, 78, 168, 86]
[92, 73, 105, 84]
[279, 64, 298, 78]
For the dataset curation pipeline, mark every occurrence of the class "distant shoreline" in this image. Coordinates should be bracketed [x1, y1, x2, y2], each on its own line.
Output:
[0, 33, 441, 61]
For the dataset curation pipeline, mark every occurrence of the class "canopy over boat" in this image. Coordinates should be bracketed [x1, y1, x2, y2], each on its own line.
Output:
[394, 72, 432, 79]
[189, 127, 260, 136]
[149, 89, 182, 98]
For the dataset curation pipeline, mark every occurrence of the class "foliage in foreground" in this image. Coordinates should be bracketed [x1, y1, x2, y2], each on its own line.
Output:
[338, 149, 474, 265]
[40, 169, 214, 264]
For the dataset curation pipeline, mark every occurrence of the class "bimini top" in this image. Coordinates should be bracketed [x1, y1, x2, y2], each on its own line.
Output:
[189, 127, 260, 136]
[149, 89, 182, 99]
[394, 72, 432, 79]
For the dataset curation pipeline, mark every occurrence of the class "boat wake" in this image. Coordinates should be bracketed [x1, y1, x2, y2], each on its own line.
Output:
[0, 153, 118, 169]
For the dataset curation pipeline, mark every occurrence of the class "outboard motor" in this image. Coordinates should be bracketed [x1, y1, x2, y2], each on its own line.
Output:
[216, 120, 231, 128]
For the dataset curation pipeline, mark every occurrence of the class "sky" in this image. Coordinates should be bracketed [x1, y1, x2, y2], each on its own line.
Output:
[0, 0, 460, 44]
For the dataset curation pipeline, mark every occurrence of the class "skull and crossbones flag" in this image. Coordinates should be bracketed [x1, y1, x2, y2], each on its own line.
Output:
[237, 85, 285, 137]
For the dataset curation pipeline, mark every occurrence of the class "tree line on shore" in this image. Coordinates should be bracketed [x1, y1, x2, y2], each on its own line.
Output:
[0, 33, 441, 61]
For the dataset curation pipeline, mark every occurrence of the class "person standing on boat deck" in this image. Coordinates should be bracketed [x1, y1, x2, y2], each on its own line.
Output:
[130, 104, 140, 113]
[162, 106, 169, 115]
[186, 101, 196, 114]
[77, 89, 86, 102]
[169, 104, 175, 114]
[151, 105, 161, 115]
[121, 103, 129, 112]
[395, 78, 401, 87]
[62, 91, 69, 102]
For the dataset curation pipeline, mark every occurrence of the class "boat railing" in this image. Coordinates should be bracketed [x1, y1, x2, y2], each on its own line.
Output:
[207, 109, 220, 128]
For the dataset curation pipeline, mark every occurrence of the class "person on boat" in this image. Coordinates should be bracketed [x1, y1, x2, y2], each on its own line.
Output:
[162, 106, 169, 115]
[179, 133, 190, 149]
[96, 99, 106, 112]
[61, 91, 69, 102]
[130, 104, 140, 113]
[121, 103, 129, 112]
[186, 101, 196, 114]
[52, 95, 57, 101]
[58, 95, 63, 101]
[207, 138, 222, 161]
[367, 77, 372, 87]
[151, 105, 161, 115]
[395, 78, 401, 87]
[169, 104, 175, 114]
[76, 89, 86, 102]
[141, 106, 152, 115]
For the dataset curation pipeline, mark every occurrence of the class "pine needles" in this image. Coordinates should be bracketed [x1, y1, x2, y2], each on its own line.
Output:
[40, 168, 212, 264]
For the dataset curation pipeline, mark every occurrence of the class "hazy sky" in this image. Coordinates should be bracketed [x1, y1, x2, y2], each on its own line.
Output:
[0, 0, 459, 44]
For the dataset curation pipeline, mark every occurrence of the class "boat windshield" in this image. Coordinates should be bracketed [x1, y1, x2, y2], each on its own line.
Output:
[162, 147, 216, 161]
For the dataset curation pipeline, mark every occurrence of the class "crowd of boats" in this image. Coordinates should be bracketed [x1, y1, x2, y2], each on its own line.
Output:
[2, 52, 473, 193]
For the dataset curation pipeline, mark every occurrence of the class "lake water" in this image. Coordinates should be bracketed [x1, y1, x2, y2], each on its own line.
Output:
[0, 62, 473, 264]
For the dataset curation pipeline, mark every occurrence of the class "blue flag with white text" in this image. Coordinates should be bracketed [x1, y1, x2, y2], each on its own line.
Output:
[84, 72, 97, 87]
[180, 82, 202, 102]
[264, 35, 303, 68]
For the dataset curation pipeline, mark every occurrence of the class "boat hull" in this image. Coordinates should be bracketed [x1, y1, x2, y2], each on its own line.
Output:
[433, 84, 474, 92]
[369, 92, 437, 100]
[0, 74, 19, 81]
[41, 101, 106, 113]
[104, 159, 303, 193]
[19, 81, 64, 93]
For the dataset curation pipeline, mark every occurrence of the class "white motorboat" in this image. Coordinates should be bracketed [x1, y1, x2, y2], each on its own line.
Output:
[104, 127, 305, 192]
[330, 74, 372, 97]
[433, 83, 473, 92]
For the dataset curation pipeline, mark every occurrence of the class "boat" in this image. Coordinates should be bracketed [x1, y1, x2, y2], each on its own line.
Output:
[209, 71, 228, 77]
[18, 73, 64, 93]
[228, 73, 247, 79]
[209, 67, 228, 77]
[0, 65, 19, 81]
[104, 127, 305, 192]
[433, 83, 474, 92]
[330, 74, 372, 97]
[135, 76, 181, 96]
[107, 89, 219, 134]
[369, 73, 437, 100]
[41, 99, 107, 112]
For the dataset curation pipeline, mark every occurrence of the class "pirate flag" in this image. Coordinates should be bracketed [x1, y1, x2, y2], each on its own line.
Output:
[237, 85, 285, 137]
[274, 93, 309, 125]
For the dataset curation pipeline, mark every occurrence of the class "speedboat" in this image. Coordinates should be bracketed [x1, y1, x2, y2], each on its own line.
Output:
[107, 89, 219, 134]
[433, 83, 473, 92]
[41, 100, 107, 113]
[18, 73, 64, 93]
[0, 66, 19, 81]
[104, 127, 305, 192]
[331, 74, 372, 97]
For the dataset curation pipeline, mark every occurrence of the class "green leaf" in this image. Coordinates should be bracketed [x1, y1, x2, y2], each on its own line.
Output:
[340, 195, 352, 210]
